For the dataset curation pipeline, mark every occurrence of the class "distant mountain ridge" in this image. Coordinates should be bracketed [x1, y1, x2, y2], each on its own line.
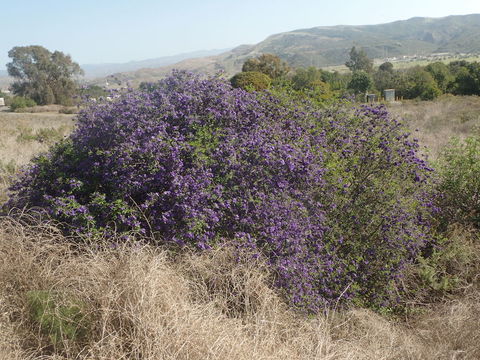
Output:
[81, 48, 231, 78]
[0, 49, 232, 83]
[100, 14, 480, 86]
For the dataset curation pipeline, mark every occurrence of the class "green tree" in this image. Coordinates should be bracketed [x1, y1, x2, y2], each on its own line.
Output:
[9, 96, 37, 111]
[287, 67, 333, 101]
[7, 45, 83, 105]
[345, 47, 373, 73]
[425, 62, 452, 93]
[396, 67, 441, 100]
[378, 62, 394, 73]
[450, 62, 480, 95]
[448, 60, 469, 76]
[242, 54, 290, 79]
[347, 71, 372, 94]
[373, 65, 396, 93]
[230, 71, 272, 91]
[320, 70, 351, 92]
[291, 67, 328, 90]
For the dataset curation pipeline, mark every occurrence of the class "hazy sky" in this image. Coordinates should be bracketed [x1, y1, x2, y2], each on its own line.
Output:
[1, 0, 479, 69]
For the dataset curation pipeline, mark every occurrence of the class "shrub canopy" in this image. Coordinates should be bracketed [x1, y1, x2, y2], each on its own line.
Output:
[230, 71, 271, 91]
[8, 71, 435, 311]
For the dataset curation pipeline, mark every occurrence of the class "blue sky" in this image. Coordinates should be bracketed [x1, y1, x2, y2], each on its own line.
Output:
[1, 0, 479, 69]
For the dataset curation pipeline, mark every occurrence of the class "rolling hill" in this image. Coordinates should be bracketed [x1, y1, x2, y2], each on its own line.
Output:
[99, 14, 480, 86]
[81, 48, 231, 78]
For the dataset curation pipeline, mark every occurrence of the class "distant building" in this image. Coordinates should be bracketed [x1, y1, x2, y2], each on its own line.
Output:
[0, 98, 5, 106]
[383, 89, 395, 102]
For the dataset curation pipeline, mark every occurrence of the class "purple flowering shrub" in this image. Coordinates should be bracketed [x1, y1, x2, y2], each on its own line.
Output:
[7, 71, 434, 311]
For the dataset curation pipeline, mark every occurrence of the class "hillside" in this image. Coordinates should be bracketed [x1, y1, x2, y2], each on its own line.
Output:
[245, 14, 480, 67]
[99, 14, 480, 86]
[0, 49, 231, 87]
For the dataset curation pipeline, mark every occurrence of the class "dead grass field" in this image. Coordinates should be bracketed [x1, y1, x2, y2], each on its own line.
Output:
[0, 111, 75, 165]
[0, 111, 75, 203]
[1, 98, 480, 358]
[0, 217, 479, 359]
[388, 95, 480, 159]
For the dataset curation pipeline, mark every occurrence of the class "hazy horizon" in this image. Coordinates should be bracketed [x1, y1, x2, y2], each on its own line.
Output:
[0, 0, 479, 72]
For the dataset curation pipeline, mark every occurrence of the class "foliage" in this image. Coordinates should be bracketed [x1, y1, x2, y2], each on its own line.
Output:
[425, 62, 453, 93]
[7, 45, 83, 106]
[241, 54, 290, 79]
[284, 67, 334, 102]
[379, 62, 394, 73]
[403, 225, 480, 306]
[449, 61, 480, 95]
[230, 71, 271, 91]
[347, 71, 372, 94]
[396, 67, 441, 100]
[345, 47, 373, 73]
[78, 84, 108, 99]
[373, 69, 396, 94]
[9, 96, 36, 111]
[320, 70, 352, 92]
[7, 71, 435, 311]
[27, 290, 89, 348]
[435, 135, 480, 227]
[291, 67, 329, 91]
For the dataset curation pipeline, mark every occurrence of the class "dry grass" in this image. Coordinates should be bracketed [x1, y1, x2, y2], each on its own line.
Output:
[0, 217, 479, 359]
[10, 105, 79, 114]
[0, 112, 75, 165]
[388, 95, 480, 159]
[0, 111, 75, 204]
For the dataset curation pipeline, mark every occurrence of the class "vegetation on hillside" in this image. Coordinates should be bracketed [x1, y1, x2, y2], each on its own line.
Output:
[226, 14, 480, 69]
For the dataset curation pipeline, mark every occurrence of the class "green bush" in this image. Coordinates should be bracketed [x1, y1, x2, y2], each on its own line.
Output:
[396, 67, 442, 100]
[403, 226, 480, 306]
[230, 71, 271, 91]
[10, 96, 36, 111]
[436, 135, 480, 227]
[27, 290, 89, 348]
[347, 71, 372, 94]
[9, 72, 435, 311]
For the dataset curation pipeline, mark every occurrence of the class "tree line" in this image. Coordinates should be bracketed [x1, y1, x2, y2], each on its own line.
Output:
[230, 48, 480, 102]
[3, 45, 480, 110]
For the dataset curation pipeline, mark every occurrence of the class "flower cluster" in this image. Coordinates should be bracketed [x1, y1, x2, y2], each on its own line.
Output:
[7, 71, 435, 311]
